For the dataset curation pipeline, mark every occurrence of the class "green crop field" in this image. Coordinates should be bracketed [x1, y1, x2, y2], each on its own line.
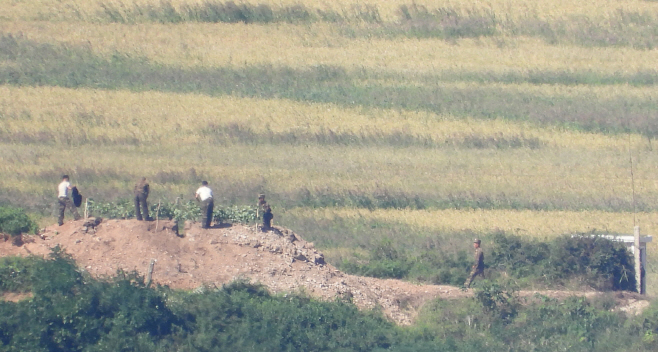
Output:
[1, 0, 658, 292]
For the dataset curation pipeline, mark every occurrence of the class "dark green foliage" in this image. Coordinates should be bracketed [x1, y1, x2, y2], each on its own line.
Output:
[0, 256, 43, 292]
[179, 280, 397, 351]
[0, 250, 178, 352]
[0, 205, 37, 236]
[489, 233, 636, 290]
[473, 282, 520, 322]
[340, 239, 471, 285]
[2, 253, 658, 352]
[0, 254, 398, 352]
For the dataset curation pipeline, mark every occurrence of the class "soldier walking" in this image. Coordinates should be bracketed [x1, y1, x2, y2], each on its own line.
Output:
[464, 239, 485, 288]
[57, 175, 80, 226]
[195, 181, 214, 229]
[134, 177, 150, 221]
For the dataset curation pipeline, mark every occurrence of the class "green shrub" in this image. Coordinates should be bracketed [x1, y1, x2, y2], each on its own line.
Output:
[0, 205, 37, 236]
[87, 198, 257, 224]
[0, 256, 43, 292]
[489, 233, 636, 290]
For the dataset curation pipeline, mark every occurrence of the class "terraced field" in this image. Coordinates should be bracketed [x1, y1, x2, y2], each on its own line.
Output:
[1, 0, 657, 291]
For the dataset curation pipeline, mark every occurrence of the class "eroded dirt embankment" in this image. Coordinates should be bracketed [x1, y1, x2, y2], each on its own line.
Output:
[0, 219, 649, 324]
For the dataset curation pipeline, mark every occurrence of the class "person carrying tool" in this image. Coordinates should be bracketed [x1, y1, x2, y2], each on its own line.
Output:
[57, 175, 81, 226]
[195, 181, 214, 229]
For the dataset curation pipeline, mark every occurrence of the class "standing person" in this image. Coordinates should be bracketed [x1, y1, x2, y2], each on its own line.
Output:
[464, 239, 485, 288]
[262, 204, 273, 230]
[195, 181, 214, 229]
[57, 175, 81, 226]
[134, 177, 150, 221]
[257, 194, 267, 216]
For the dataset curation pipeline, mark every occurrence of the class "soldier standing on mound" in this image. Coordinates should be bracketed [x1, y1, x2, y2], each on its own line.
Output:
[464, 238, 485, 288]
[257, 194, 267, 216]
[57, 175, 81, 226]
[134, 177, 150, 221]
[195, 181, 214, 229]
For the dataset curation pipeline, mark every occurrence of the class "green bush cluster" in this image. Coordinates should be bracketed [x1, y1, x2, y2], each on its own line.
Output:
[0, 252, 398, 351]
[489, 232, 636, 290]
[339, 233, 636, 290]
[87, 199, 257, 224]
[0, 205, 37, 236]
[2, 254, 658, 351]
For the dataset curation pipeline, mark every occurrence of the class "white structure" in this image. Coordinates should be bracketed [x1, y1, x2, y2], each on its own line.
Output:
[599, 233, 652, 294]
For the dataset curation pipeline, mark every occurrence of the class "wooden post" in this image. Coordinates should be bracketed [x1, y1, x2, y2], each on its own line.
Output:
[146, 259, 155, 288]
[84, 199, 88, 219]
[155, 201, 161, 232]
[634, 226, 642, 294]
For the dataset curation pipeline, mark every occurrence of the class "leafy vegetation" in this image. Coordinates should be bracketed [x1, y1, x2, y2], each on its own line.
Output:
[87, 199, 257, 224]
[1, 253, 658, 351]
[0, 206, 37, 236]
[337, 232, 636, 290]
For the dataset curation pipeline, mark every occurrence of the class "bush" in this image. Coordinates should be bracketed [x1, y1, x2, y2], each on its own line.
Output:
[87, 199, 257, 224]
[489, 232, 636, 290]
[0, 205, 37, 236]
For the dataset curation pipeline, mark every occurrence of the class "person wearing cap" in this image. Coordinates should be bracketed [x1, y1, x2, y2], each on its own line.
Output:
[195, 181, 214, 229]
[464, 238, 485, 288]
[57, 174, 81, 226]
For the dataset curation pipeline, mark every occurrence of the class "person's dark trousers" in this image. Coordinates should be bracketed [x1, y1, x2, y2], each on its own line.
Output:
[134, 194, 149, 221]
[200, 199, 214, 228]
[58, 197, 81, 226]
[263, 212, 273, 229]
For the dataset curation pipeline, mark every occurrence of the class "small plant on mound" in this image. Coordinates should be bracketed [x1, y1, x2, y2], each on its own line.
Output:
[87, 199, 257, 224]
[0, 205, 37, 236]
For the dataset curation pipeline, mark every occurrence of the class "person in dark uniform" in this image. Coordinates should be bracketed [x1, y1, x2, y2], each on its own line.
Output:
[134, 177, 150, 221]
[262, 204, 273, 230]
[464, 238, 485, 288]
[57, 175, 81, 226]
[195, 181, 214, 229]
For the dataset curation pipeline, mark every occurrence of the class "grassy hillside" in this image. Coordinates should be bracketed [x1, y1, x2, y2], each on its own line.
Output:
[1, 0, 657, 291]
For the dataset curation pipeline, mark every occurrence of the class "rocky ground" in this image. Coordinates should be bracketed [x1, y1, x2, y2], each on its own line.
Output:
[0, 218, 650, 324]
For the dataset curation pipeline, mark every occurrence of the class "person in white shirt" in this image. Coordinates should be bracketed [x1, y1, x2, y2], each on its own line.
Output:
[195, 181, 214, 229]
[57, 175, 80, 226]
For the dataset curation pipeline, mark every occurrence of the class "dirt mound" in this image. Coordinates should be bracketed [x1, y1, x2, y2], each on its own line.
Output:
[0, 219, 648, 324]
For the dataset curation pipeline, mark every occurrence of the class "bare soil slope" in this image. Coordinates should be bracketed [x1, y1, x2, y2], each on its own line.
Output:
[0, 219, 648, 324]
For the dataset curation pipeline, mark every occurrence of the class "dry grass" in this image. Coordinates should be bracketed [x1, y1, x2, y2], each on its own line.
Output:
[0, 85, 649, 149]
[2, 85, 658, 212]
[2, 0, 658, 22]
[286, 207, 658, 238]
[3, 21, 658, 74]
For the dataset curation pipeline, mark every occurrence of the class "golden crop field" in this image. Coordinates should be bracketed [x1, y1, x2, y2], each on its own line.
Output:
[286, 207, 658, 239]
[2, 0, 658, 291]
[3, 0, 658, 22]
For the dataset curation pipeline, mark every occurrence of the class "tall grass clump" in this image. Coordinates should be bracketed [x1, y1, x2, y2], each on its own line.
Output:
[394, 4, 498, 39]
